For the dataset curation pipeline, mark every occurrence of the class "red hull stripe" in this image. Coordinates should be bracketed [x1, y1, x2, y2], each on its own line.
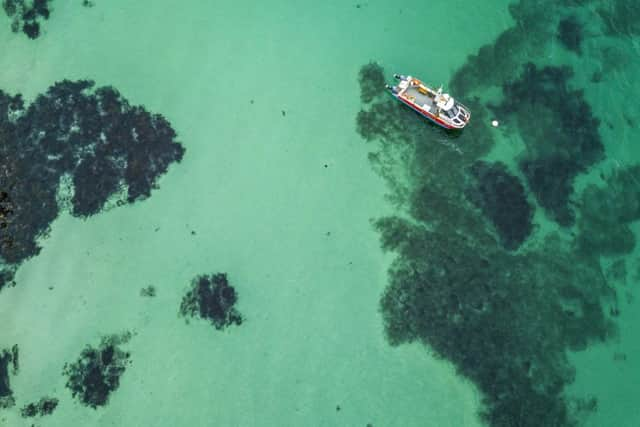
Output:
[397, 96, 457, 129]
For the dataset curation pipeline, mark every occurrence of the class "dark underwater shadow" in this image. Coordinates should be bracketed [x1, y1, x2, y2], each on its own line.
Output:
[354, 0, 637, 420]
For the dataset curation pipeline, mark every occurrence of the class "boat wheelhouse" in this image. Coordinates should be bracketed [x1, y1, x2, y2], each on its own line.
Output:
[386, 74, 471, 129]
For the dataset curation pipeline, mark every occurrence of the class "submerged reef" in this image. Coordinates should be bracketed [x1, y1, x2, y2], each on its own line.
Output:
[63, 332, 131, 409]
[20, 397, 58, 417]
[2, 0, 51, 39]
[179, 273, 243, 330]
[0, 345, 18, 409]
[466, 161, 534, 250]
[357, 61, 618, 427]
[0, 81, 184, 290]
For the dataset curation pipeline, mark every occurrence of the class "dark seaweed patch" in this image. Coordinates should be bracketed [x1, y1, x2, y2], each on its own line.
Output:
[361, 0, 631, 424]
[63, 333, 131, 409]
[0, 345, 18, 409]
[71, 154, 122, 218]
[519, 156, 579, 227]
[140, 285, 156, 297]
[9, 345, 18, 375]
[0, 269, 16, 291]
[0, 191, 12, 230]
[358, 62, 386, 104]
[466, 161, 534, 250]
[2, 0, 51, 39]
[450, 0, 605, 229]
[20, 397, 58, 418]
[357, 62, 617, 427]
[497, 63, 603, 226]
[557, 16, 583, 55]
[605, 259, 627, 285]
[576, 165, 640, 256]
[376, 219, 613, 426]
[179, 273, 243, 330]
[597, 0, 640, 37]
[0, 81, 184, 289]
[19, 402, 36, 417]
[449, 0, 556, 97]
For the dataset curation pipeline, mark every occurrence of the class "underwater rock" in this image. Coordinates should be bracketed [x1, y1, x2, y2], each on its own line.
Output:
[62, 333, 132, 409]
[2, 0, 51, 39]
[20, 397, 58, 417]
[466, 161, 534, 250]
[0, 81, 184, 291]
[179, 273, 243, 330]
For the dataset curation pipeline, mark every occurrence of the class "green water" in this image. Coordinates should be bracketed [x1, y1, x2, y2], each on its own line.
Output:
[0, 0, 639, 426]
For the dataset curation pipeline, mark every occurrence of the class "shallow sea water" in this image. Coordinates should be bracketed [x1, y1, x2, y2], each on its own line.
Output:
[0, 1, 639, 426]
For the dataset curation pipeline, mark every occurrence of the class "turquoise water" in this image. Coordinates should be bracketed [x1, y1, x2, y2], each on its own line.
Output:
[0, 1, 639, 426]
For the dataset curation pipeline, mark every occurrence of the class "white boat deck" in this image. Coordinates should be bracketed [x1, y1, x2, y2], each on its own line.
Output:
[402, 86, 437, 113]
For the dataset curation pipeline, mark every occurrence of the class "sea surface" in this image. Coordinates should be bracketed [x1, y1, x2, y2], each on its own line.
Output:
[0, 1, 639, 426]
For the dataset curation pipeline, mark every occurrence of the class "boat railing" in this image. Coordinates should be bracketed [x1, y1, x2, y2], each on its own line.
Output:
[456, 101, 470, 112]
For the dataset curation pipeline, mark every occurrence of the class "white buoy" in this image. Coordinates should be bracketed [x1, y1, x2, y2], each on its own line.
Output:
[491, 120, 499, 127]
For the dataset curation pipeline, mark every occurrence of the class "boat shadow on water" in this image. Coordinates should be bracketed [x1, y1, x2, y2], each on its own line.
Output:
[404, 106, 467, 143]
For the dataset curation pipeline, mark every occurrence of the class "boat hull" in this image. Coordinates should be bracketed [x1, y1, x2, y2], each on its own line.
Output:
[396, 95, 457, 130]
[386, 75, 470, 130]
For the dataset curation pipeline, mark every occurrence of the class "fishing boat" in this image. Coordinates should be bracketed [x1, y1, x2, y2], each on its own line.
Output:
[386, 74, 471, 129]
